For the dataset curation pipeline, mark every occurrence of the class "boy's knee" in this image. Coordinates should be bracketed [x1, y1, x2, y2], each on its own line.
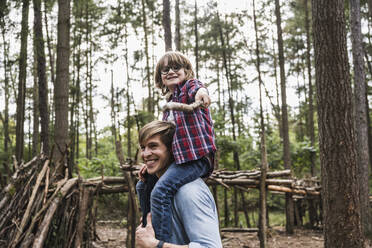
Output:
[136, 180, 145, 193]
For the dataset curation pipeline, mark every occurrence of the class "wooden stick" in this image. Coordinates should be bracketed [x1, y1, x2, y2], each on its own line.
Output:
[11, 160, 49, 247]
[32, 178, 78, 248]
[162, 100, 203, 112]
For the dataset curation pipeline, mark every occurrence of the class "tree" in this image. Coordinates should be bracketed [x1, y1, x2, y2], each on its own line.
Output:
[162, 0, 172, 51]
[15, 0, 29, 162]
[54, 0, 70, 170]
[174, 0, 180, 51]
[350, 0, 371, 237]
[140, 0, 153, 113]
[0, 1, 11, 162]
[312, 0, 364, 246]
[253, 0, 268, 245]
[33, 0, 49, 155]
[274, 0, 294, 234]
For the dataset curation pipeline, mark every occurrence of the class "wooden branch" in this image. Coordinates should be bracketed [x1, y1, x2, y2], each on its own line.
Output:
[221, 227, 259, 232]
[267, 185, 320, 196]
[162, 100, 203, 112]
[12, 160, 49, 246]
[32, 178, 78, 248]
[115, 141, 140, 221]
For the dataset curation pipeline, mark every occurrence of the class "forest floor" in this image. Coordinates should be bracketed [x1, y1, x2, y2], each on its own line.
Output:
[90, 222, 352, 248]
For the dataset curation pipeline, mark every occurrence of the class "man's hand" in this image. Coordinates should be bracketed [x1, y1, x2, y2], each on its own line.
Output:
[136, 213, 159, 248]
[138, 164, 148, 182]
[195, 88, 211, 108]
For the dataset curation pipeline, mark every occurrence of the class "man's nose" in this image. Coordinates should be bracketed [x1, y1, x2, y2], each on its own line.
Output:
[142, 147, 152, 157]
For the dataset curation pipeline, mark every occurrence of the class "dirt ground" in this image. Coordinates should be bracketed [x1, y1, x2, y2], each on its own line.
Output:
[91, 223, 372, 248]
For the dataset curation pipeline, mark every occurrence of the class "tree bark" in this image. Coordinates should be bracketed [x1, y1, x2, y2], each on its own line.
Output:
[253, 0, 268, 245]
[274, 0, 294, 234]
[140, 0, 152, 113]
[174, 0, 180, 51]
[1, 16, 10, 158]
[304, 0, 316, 177]
[194, 0, 199, 78]
[15, 0, 29, 162]
[350, 0, 371, 237]
[54, 0, 70, 171]
[162, 0, 172, 51]
[312, 0, 364, 246]
[34, 0, 49, 155]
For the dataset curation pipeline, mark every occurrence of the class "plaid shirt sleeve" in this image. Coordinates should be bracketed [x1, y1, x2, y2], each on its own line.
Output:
[166, 79, 216, 166]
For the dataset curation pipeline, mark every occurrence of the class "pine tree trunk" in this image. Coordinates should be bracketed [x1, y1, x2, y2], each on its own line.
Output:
[1, 21, 10, 158]
[224, 187, 229, 227]
[312, 0, 364, 246]
[140, 0, 152, 113]
[174, 0, 180, 51]
[217, 11, 241, 226]
[34, 0, 49, 155]
[194, 0, 199, 78]
[15, 0, 29, 162]
[253, 0, 268, 245]
[54, 0, 70, 171]
[32, 46, 39, 156]
[304, 0, 316, 177]
[274, 0, 294, 234]
[350, 0, 371, 237]
[162, 0, 172, 51]
[123, 20, 132, 158]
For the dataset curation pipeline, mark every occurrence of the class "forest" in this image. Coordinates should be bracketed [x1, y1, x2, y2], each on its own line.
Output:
[0, 0, 371, 247]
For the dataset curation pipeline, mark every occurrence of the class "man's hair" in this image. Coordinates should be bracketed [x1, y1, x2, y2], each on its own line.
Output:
[139, 120, 176, 152]
[154, 51, 195, 95]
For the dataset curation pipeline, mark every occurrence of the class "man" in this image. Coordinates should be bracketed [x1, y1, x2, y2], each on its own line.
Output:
[135, 120, 222, 248]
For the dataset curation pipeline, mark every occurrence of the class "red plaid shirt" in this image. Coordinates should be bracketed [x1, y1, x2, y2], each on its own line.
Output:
[163, 79, 217, 168]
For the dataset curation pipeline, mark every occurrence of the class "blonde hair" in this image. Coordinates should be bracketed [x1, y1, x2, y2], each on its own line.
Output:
[154, 51, 195, 95]
[139, 120, 176, 152]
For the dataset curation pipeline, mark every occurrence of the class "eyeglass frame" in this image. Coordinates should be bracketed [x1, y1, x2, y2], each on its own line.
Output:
[160, 64, 182, 75]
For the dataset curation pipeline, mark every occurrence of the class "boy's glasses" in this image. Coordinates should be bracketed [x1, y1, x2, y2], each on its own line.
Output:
[161, 65, 182, 75]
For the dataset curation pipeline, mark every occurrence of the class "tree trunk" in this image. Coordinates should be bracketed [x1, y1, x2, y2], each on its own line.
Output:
[34, 0, 49, 156]
[110, 70, 118, 144]
[32, 44, 39, 157]
[274, 0, 294, 234]
[174, 0, 180, 51]
[253, 0, 268, 245]
[1, 17, 10, 159]
[217, 11, 241, 226]
[194, 0, 199, 78]
[15, 0, 29, 162]
[140, 0, 152, 113]
[54, 0, 70, 172]
[350, 0, 371, 237]
[162, 0, 172, 51]
[312, 0, 364, 246]
[304, 0, 316, 177]
[224, 187, 229, 227]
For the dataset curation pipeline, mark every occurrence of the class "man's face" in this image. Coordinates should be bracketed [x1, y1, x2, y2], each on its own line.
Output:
[140, 134, 171, 177]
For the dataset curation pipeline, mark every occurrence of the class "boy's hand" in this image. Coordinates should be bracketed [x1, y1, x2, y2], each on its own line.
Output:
[195, 88, 211, 108]
[138, 164, 148, 182]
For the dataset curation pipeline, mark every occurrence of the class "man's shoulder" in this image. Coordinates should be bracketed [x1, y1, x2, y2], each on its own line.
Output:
[174, 178, 212, 204]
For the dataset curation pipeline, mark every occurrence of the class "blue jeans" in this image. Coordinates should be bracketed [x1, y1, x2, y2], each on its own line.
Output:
[136, 158, 209, 242]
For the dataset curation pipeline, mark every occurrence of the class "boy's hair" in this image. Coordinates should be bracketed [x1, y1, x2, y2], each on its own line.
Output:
[154, 51, 195, 95]
[139, 120, 176, 152]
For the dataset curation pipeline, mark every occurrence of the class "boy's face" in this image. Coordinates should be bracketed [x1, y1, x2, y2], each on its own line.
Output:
[161, 59, 186, 92]
[140, 134, 171, 177]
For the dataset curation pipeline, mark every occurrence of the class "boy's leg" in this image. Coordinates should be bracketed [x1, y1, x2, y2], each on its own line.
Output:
[150, 159, 209, 241]
[136, 174, 158, 227]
